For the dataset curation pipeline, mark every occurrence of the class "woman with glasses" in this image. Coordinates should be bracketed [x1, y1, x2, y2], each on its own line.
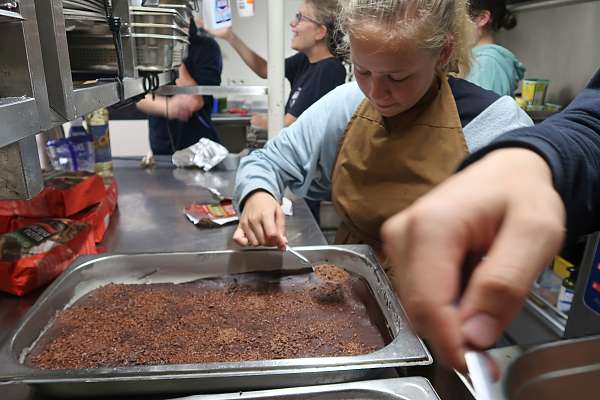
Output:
[209, 0, 346, 129]
[232, 0, 533, 266]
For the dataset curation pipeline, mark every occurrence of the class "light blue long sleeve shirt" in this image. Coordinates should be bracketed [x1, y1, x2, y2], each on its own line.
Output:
[467, 44, 526, 96]
[235, 80, 533, 210]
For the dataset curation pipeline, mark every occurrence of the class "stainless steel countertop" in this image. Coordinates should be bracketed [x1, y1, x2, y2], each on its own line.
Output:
[0, 157, 326, 400]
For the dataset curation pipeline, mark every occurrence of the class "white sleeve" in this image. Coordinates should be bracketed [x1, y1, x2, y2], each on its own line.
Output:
[463, 96, 534, 152]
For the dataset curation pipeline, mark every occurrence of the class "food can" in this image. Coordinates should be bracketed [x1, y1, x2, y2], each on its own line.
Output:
[522, 79, 549, 106]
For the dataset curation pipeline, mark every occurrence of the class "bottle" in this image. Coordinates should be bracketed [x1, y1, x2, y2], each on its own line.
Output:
[68, 117, 88, 137]
[203, 0, 232, 30]
[237, 0, 254, 17]
[557, 266, 578, 313]
[85, 108, 113, 177]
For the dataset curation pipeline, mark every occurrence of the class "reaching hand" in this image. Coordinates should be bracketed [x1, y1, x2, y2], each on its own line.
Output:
[233, 191, 288, 250]
[167, 95, 198, 121]
[207, 26, 234, 42]
[251, 113, 268, 130]
[381, 148, 566, 372]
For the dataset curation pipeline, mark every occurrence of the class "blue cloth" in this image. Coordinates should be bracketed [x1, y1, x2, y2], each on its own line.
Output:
[149, 24, 223, 155]
[284, 53, 347, 118]
[234, 78, 533, 211]
[462, 67, 600, 238]
[466, 44, 526, 97]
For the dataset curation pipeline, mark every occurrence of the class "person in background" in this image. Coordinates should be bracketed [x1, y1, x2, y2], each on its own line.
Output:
[232, 0, 533, 275]
[137, 20, 223, 155]
[381, 67, 600, 373]
[466, 0, 525, 96]
[209, 0, 346, 129]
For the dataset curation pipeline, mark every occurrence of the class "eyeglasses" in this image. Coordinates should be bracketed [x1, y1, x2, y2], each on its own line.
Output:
[294, 12, 322, 26]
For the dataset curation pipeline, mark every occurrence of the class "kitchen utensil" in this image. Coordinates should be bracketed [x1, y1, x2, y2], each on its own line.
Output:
[465, 351, 495, 400]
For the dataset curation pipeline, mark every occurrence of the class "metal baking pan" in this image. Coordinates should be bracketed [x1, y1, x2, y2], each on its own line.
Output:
[170, 377, 441, 400]
[0, 245, 431, 397]
[504, 335, 600, 400]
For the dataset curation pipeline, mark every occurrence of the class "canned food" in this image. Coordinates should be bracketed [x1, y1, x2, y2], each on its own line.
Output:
[522, 79, 549, 106]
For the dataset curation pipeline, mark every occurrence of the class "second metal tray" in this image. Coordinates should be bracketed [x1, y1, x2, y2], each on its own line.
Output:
[0, 245, 431, 397]
[171, 377, 441, 400]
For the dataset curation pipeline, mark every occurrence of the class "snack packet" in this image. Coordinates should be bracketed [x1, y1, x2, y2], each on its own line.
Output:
[184, 199, 238, 227]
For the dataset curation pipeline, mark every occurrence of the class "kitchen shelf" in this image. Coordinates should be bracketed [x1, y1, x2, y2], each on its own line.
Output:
[73, 80, 120, 118]
[0, 97, 41, 148]
[156, 85, 268, 96]
[122, 71, 175, 99]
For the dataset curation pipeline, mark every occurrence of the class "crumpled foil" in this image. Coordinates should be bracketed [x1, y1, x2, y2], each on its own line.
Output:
[172, 138, 229, 171]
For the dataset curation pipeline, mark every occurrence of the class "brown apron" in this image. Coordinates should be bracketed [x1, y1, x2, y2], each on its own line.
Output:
[331, 76, 468, 272]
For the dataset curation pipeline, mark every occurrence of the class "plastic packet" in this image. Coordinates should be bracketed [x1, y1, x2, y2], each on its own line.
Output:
[172, 138, 229, 171]
[47, 135, 95, 173]
[184, 199, 238, 227]
[0, 219, 97, 296]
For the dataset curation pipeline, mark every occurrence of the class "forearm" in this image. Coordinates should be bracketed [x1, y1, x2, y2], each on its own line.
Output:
[227, 33, 268, 79]
[136, 95, 168, 117]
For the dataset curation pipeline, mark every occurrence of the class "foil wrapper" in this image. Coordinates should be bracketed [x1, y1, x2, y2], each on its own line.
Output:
[172, 138, 229, 171]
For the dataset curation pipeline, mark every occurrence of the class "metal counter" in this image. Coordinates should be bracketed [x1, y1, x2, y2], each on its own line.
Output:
[0, 157, 327, 400]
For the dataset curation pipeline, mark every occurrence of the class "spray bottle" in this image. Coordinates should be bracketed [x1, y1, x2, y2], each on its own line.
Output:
[203, 0, 233, 30]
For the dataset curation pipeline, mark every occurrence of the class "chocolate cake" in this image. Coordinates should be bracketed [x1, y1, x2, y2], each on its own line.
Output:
[27, 265, 388, 370]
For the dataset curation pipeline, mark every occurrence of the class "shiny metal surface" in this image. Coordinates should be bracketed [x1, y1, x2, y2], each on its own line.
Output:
[0, 245, 431, 397]
[0, 158, 329, 399]
[0, 136, 43, 200]
[73, 81, 120, 117]
[0, 8, 22, 21]
[0, 0, 50, 146]
[156, 85, 268, 96]
[169, 377, 441, 400]
[103, 157, 326, 253]
[33, 0, 77, 121]
[122, 71, 174, 98]
[505, 335, 600, 400]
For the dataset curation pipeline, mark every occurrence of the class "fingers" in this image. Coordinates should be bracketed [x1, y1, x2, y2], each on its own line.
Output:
[275, 206, 288, 250]
[234, 192, 288, 248]
[232, 226, 249, 246]
[382, 204, 471, 371]
[459, 188, 566, 349]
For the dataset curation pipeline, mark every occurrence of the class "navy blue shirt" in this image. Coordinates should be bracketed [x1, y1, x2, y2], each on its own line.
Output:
[285, 53, 346, 118]
[150, 23, 223, 155]
[462, 67, 600, 238]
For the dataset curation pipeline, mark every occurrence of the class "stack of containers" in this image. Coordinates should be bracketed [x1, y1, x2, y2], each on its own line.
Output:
[131, 0, 196, 71]
[66, 0, 196, 73]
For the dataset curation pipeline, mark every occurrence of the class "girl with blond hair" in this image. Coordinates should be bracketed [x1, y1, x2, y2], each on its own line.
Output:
[232, 0, 532, 266]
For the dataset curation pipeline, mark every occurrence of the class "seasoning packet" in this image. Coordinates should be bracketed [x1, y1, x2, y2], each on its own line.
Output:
[0, 219, 97, 296]
[184, 199, 238, 228]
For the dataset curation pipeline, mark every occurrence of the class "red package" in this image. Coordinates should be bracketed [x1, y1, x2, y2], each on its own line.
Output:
[0, 219, 97, 296]
[7, 178, 119, 243]
[0, 171, 106, 220]
[72, 178, 118, 243]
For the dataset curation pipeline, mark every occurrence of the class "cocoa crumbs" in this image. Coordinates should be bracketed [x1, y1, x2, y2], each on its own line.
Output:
[27, 265, 387, 370]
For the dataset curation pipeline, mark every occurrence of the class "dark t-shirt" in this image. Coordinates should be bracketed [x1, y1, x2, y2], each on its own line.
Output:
[284, 53, 346, 118]
[149, 24, 223, 155]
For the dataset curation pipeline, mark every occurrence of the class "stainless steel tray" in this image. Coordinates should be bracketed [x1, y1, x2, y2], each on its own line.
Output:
[170, 377, 441, 399]
[504, 335, 600, 400]
[0, 245, 431, 398]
